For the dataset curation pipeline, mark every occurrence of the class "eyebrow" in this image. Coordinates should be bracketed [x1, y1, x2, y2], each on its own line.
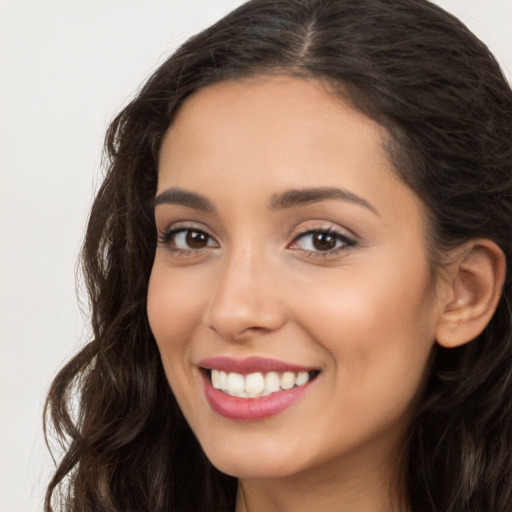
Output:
[269, 186, 378, 215]
[153, 188, 215, 212]
[153, 185, 378, 215]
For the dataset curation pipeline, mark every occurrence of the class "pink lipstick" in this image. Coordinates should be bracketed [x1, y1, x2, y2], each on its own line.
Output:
[198, 357, 319, 421]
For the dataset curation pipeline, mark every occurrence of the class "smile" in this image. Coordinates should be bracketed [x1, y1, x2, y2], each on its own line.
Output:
[209, 369, 317, 398]
[198, 357, 320, 420]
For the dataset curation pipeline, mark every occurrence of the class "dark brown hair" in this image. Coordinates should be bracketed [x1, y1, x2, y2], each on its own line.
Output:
[44, 0, 512, 510]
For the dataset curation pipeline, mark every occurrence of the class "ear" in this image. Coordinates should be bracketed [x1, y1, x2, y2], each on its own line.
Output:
[435, 239, 506, 348]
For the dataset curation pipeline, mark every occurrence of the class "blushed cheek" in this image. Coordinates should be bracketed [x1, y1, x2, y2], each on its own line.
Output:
[147, 269, 167, 344]
[148, 255, 217, 337]
[147, 270, 199, 405]
[295, 266, 437, 368]
[147, 267, 194, 351]
[307, 283, 435, 429]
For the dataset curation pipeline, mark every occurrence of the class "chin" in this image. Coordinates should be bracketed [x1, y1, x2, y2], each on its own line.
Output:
[198, 429, 314, 480]
[210, 455, 298, 480]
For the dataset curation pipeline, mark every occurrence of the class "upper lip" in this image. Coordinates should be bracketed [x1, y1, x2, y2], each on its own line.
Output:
[198, 356, 316, 374]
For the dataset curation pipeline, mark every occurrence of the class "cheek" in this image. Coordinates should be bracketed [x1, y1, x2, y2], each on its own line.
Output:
[147, 263, 210, 418]
[147, 262, 206, 349]
[293, 259, 438, 396]
[146, 262, 210, 405]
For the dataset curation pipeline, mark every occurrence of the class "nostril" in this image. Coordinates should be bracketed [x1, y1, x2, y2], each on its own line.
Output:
[205, 321, 280, 343]
[203, 275, 287, 340]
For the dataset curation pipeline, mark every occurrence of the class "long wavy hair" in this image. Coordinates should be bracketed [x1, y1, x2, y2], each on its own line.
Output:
[44, 0, 512, 510]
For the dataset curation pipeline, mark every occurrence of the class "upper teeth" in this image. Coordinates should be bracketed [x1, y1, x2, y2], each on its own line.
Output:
[210, 370, 312, 398]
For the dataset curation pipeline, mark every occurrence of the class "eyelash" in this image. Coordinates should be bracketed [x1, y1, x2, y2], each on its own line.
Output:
[157, 227, 218, 256]
[288, 227, 357, 258]
[157, 226, 357, 258]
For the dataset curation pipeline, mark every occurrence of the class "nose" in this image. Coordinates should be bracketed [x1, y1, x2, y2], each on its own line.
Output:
[203, 249, 287, 342]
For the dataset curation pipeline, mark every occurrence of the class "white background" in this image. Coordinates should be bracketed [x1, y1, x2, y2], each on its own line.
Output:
[0, 1, 510, 511]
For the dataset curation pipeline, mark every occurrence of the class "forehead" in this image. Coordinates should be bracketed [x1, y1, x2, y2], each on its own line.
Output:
[163, 76, 383, 151]
[157, 76, 423, 228]
[160, 76, 387, 179]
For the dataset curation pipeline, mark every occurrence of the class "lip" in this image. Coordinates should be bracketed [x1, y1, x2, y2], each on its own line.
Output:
[198, 356, 315, 374]
[198, 356, 318, 421]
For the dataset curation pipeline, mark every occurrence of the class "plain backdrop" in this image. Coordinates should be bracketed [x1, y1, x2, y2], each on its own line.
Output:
[0, 1, 511, 511]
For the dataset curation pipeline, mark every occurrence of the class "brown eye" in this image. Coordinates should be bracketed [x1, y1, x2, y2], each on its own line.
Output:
[185, 230, 210, 249]
[289, 228, 356, 256]
[158, 228, 218, 251]
[311, 232, 337, 251]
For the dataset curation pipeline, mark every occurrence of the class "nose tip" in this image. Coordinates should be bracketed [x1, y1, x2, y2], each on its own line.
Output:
[203, 258, 286, 342]
[206, 302, 284, 341]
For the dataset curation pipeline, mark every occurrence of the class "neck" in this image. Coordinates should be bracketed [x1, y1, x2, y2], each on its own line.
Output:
[234, 445, 407, 512]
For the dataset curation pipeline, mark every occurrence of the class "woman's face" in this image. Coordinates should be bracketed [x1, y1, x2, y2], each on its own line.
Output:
[147, 76, 445, 481]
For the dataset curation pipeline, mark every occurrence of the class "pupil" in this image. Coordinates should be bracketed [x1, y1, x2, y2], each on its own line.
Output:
[313, 232, 336, 251]
[186, 230, 208, 248]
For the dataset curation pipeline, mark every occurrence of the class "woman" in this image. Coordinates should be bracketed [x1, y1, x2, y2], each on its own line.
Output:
[44, 0, 512, 510]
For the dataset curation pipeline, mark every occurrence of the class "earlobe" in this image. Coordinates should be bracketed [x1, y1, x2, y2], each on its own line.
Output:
[435, 239, 506, 348]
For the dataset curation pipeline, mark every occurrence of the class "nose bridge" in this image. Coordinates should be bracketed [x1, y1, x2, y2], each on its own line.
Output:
[205, 241, 285, 340]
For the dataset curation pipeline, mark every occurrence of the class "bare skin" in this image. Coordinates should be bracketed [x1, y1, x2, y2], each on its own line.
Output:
[147, 76, 505, 511]
[235, 441, 403, 512]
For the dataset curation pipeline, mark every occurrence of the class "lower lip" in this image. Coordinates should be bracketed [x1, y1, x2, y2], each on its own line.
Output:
[201, 372, 312, 421]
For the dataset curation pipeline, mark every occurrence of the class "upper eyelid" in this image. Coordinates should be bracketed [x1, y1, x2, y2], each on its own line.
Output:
[157, 219, 211, 231]
[161, 226, 214, 236]
[157, 221, 217, 239]
[157, 224, 219, 247]
[289, 230, 358, 261]
[291, 229, 355, 246]
[157, 221, 357, 247]
[288, 224, 358, 252]
[291, 223, 356, 240]
[157, 230, 220, 258]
